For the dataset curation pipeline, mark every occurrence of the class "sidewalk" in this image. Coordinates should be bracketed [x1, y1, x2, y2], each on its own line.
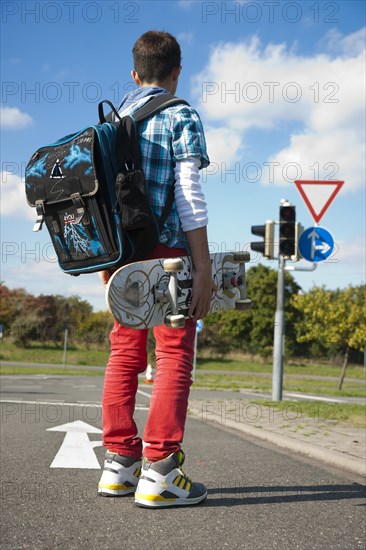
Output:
[188, 398, 366, 478]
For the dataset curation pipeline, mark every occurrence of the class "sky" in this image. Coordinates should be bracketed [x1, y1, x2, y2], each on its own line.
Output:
[1, 0, 365, 311]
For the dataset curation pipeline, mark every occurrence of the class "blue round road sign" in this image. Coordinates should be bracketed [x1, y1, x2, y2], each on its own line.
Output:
[196, 319, 204, 333]
[298, 226, 334, 262]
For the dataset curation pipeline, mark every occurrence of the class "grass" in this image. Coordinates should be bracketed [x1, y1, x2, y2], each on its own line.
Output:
[0, 366, 104, 376]
[255, 400, 366, 428]
[195, 357, 366, 380]
[0, 342, 109, 367]
[1, 342, 364, 428]
[2, 364, 362, 398]
[195, 398, 365, 428]
[1, 343, 364, 380]
[1, 342, 365, 398]
[192, 373, 365, 398]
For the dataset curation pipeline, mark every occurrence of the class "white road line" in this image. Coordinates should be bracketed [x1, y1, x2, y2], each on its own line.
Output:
[285, 393, 346, 403]
[0, 399, 149, 410]
[0, 399, 102, 408]
[137, 389, 152, 399]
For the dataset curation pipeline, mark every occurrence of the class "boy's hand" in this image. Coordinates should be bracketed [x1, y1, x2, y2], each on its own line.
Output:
[185, 226, 217, 321]
[189, 267, 218, 321]
[98, 270, 111, 286]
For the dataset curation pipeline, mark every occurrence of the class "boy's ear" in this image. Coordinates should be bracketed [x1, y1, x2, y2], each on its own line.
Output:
[171, 65, 182, 82]
[131, 70, 141, 86]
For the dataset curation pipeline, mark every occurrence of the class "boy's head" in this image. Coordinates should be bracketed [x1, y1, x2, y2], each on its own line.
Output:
[132, 31, 181, 86]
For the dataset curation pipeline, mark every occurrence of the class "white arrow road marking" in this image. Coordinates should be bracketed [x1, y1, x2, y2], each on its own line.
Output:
[47, 420, 102, 469]
[1, 396, 152, 469]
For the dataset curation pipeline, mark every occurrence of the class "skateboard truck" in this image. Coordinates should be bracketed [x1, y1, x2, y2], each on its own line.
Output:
[224, 252, 252, 311]
[154, 258, 186, 328]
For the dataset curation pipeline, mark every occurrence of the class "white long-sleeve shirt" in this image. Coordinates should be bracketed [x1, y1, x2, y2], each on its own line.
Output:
[174, 157, 208, 233]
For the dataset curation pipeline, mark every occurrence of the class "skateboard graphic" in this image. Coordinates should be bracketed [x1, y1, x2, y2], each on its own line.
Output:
[106, 252, 252, 329]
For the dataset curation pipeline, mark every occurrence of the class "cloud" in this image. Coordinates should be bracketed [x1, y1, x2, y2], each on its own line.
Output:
[192, 31, 365, 191]
[2, 258, 106, 311]
[321, 27, 366, 57]
[177, 31, 194, 46]
[1, 171, 35, 221]
[204, 125, 243, 166]
[336, 236, 366, 267]
[1, 106, 33, 129]
[177, 0, 195, 8]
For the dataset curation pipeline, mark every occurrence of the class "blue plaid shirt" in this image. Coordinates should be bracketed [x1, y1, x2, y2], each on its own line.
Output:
[119, 88, 210, 250]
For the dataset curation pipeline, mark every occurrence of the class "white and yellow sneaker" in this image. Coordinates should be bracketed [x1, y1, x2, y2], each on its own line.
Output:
[134, 450, 207, 508]
[98, 451, 141, 497]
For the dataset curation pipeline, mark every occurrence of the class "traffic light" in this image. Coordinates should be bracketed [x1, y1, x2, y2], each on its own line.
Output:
[251, 220, 275, 259]
[292, 222, 304, 261]
[279, 203, 296, 258]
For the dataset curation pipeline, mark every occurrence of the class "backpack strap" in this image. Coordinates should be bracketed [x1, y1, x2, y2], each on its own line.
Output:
[98, 100, 122, 124]
[131, 94, 189, 123]
[98, 94, 189, 124]
[130, 94, 189, 233]
[131, 95, 190, 231]
[104, 94, 189, 234]
[118, 94, 190, 171]
[157, 186, 175, 233]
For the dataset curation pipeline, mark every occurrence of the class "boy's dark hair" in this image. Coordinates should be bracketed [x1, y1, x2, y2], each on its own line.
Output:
[132, 31, 181, 83]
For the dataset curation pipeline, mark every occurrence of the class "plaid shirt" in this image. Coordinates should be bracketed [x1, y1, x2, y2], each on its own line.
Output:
[120, 93, 210, 250]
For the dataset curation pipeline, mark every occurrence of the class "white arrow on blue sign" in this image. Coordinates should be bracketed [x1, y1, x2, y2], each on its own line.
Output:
[298, 226, 334, 262]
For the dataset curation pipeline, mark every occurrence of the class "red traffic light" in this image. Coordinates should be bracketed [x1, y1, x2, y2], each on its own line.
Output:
[279, 204, 296, 257]
[280, 205, 295, 222]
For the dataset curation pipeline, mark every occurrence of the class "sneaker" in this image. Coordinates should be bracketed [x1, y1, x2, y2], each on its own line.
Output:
[134, 450, 207, 508]
[98, 451, 141, 497]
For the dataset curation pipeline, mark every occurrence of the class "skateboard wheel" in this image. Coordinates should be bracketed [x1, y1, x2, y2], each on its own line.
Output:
[235, 299, 252, 311]
[232, 252, 250, 263]
[163, 258, 183, 273]
[165, 314, 186, 328]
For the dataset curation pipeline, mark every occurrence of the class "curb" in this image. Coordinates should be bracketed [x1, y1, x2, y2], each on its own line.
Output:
[188, 405, 366, 478]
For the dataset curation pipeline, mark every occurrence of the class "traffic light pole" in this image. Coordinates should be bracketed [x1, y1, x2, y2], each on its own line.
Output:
[251, 200, 312, 401]
[63, 303, 70, 369]
[272, 255, 285, 401]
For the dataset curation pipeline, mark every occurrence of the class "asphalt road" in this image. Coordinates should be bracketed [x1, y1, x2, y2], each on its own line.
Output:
[0, 375, 365, 550]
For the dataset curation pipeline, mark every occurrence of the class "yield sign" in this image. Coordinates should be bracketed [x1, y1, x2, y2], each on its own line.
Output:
[294, 180, 344, 224]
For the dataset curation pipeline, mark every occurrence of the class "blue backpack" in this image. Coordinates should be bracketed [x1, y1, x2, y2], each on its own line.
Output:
[25, 94, 188, 275]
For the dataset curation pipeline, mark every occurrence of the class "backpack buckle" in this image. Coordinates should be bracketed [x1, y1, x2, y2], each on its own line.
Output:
[33, 200, 45, 232]
[70, 193, 88, 223]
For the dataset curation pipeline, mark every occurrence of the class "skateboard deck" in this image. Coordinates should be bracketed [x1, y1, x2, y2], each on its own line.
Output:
[106, 252, 252, 329]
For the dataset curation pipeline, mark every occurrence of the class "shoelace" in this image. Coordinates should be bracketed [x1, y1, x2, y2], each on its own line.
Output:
[179, 468, 191, 484]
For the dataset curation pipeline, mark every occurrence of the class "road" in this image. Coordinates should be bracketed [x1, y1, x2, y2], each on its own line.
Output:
[0, 375, 365, 550]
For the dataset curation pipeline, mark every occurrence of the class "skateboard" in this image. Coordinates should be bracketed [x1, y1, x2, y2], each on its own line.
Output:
[106, 252, 252, 329]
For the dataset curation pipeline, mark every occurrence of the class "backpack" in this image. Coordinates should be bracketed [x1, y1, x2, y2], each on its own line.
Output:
[25, 94, 188, 276]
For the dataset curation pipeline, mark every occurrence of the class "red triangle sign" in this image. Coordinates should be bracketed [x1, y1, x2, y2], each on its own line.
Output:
[294, 180, 344, 224]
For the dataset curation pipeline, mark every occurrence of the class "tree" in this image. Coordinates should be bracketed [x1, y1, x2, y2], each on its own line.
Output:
[77, 311, 113, 348]
[292, 285, 366, 388]
[12, 312, 42, 347]
[199, 308, 251, 356]
[247, 264, 301, 357]
[199, 265, 301, 358]
[0, 283, 95, 346]
[0, 284, 31, 334]
[0, 284, 18, 333]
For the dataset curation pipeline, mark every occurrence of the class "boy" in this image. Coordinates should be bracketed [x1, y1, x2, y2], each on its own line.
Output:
[98, 30, 215, 508]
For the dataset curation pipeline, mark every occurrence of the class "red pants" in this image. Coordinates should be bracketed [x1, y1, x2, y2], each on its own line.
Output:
[102, 244, 196, 461]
